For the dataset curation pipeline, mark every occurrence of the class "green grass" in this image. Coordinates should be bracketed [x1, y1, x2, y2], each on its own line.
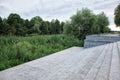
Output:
[0, 34, 83, 71]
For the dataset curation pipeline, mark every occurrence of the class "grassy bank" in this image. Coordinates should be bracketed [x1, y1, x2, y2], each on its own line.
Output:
[0, 35, 83, 71]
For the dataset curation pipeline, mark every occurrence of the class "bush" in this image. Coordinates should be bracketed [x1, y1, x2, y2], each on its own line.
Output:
[13, 41, 36, 61]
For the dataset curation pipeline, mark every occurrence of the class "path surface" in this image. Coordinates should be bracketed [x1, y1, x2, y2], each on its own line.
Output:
[0, 43, 120, 80]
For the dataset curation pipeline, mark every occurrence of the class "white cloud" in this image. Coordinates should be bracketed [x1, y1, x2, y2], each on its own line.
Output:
[0, 0, 120, 30]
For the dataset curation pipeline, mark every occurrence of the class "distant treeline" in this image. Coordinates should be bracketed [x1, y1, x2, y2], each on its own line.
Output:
[0, 8, 111, 39]
[0, 14, 64, 36]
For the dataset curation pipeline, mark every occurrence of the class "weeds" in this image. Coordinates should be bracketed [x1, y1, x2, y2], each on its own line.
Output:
[0, 35, 83, 71]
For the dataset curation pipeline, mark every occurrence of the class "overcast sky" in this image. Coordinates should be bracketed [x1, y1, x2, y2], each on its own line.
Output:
[0, 0, 120, 30]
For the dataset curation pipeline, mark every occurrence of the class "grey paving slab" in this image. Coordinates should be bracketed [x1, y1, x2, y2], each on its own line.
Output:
[94, 43, 113, 80]
[109, 43, 120, 80]
[84, 44, 109, 80]
[0, 42, 120, 80]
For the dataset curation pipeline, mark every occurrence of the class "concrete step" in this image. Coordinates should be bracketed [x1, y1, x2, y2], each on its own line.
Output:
[84, 43, 110, 80]
[85, 35, 120, 41]
[0, 42, 120, 80]
[94, 43, 113, 80]
[84, 34, 120, 48]
[109, 42, 120, 80]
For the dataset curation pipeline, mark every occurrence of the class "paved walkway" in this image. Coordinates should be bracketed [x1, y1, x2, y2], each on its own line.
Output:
[0, 42, 120, 80]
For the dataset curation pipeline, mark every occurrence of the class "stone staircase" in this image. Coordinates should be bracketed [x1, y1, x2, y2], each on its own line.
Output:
[0, 42, 120, 80]
[84, 34, 120, 48]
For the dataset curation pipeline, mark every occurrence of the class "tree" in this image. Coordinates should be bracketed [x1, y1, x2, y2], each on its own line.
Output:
[70, 8, 96, 39]
[64, 8, 110, 39]
[30, 16, 42, 34]
[49, 19, 55, 34]
[63, 21, 73, 35]
[50, 19, 61, 34]
[0, 17, 2, 24]
[55, 19, 61, 34]
[2, 19, 16, 35]
[114, 4, 120, 27]
[95, 12, 109, 33]
[0, 17, 3, 35]
[7, 13, 26, 36]
[45, 21, 51, 34]
[40, 21, 49, 34]
[60, 22, 64, 33]
[23, 19, 31, 34]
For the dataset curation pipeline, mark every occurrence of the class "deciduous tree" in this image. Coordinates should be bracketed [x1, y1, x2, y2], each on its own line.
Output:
[114, 4, 120, 27]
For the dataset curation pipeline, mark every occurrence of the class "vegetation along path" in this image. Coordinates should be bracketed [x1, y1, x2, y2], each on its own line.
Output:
[0, 35, 83, 71]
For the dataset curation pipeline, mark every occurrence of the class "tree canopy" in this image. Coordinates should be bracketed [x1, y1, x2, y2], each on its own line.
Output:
[114, 4, 120, 27]
[64, 8, 110, 39]
[0, 14, 64, 36]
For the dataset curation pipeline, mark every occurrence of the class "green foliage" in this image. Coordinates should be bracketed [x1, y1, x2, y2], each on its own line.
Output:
[64, 8, 110, 39]
[30, 16, 42, 34]
[0, 35, 83, 71]
[60, 22, 64, 33]
[0, 14, 64, 36]
[63, 21, 73, 35]
[71, 8, 95, 39]
[40, 21, 49, 34]
[50, 19, 62, 34]
[0, 17, 4, 35]
[114, 4, 120, 27]
[95, 12, 110, 33]
[1, 19, 16, 35]
[7, 13, 27, 36]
